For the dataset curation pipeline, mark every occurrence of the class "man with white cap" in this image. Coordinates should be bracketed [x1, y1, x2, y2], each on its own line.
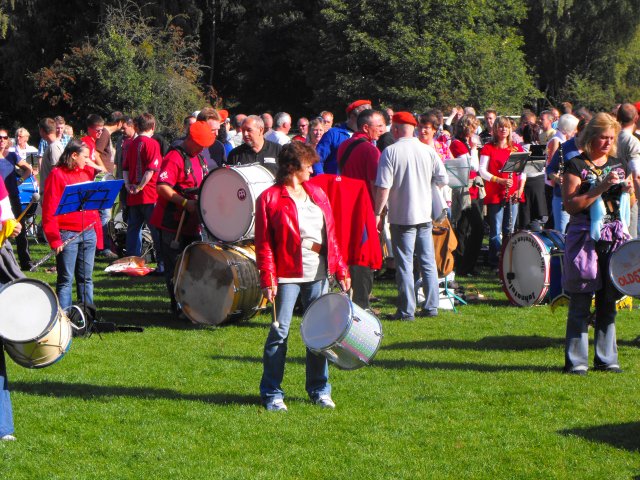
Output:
[374, 112, 448, 321]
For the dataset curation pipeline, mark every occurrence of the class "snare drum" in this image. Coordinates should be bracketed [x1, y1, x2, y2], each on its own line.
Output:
[609, 239, 640, 297]
[173, 242, 266, 326]
[301, 293, 383, 370]
[500, 230, 565, 306]
[0, 278, 72, 368]
[199, 164, 275, 242]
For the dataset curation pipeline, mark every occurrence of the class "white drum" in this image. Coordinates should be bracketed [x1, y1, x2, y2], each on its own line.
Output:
[609, 239, 640, 297]
[199, 164, 275, 242]
[301, 293, 383, 370]
[0, 278, 62, 343]
[4, 314, 72, 369]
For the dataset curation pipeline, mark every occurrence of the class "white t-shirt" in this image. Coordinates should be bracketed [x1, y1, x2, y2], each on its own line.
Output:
[265, 130, 291, 146]
[375, 137, 448, 225]
[278, 195, 327, 283]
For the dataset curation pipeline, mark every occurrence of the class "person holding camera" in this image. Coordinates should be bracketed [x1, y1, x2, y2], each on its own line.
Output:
[562, 113, 632, 375]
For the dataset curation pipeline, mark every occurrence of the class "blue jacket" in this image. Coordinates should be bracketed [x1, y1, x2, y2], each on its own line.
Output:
[314, 123, 354, 175]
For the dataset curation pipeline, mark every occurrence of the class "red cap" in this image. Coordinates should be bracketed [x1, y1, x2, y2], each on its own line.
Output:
[189, 121, 216, 148]
[346, 99, 372, 115]
[218, 109, 229, 122]
[634, 102, 640, 115]
[392, 112, 417, 126]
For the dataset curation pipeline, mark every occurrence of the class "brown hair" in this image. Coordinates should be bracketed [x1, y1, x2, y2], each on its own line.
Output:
[491, 116, 515, 149]
[275, 142, 319, 184]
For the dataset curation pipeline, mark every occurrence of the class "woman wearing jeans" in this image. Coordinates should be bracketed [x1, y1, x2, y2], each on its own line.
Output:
[562, 113, 631, 374]
[42, 140, 104, 309]
[479, 116, 525, 267]
[255, 142, 350, 412]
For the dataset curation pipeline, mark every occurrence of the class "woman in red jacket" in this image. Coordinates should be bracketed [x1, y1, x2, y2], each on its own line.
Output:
[255, 141, 350, 412]
[42, 139, 105, 309]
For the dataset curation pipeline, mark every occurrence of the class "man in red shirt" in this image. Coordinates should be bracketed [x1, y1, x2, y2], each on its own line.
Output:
[82, 114, 118, 259]
[150, 121, 214, 319]
[122, 113, 162, 266]
[336, 109, 385, 312]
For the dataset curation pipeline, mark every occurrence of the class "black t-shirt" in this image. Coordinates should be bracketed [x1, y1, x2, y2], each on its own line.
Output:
[565, 153, 628, 219]
[226, 140, 281, 175]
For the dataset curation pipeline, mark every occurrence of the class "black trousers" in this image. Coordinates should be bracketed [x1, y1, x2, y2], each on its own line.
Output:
[9, 195, 31, 268]
[349, 265, 373, 310]
[453, 199, 484, 275]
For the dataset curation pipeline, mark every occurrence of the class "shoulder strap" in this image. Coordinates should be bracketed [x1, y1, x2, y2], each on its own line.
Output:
[168, 145, 208, 191]
[338, 138, 367, 172]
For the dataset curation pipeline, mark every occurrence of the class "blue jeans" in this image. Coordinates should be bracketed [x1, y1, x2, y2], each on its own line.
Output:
[126, 204, 160, 259]
[552, 196, 569, 234]
[98, 208, 112, 251]
[56, 228, 96, 310]
[487, 203, 518, 266]
[390, 223, 439, 317]
[260, 279, 330, 403]
[565, 291, 618, 371]
[0, 341, 13, 437]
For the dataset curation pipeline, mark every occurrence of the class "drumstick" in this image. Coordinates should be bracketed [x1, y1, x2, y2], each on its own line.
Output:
[16, 192, 40, 223]
[170, 209, 187, 249]
[272, 301, 279, 328]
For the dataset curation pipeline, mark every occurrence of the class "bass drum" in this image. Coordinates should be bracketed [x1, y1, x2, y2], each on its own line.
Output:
[199, 164, 275, 243]
[609, 238, 640, 297]
[500, 230, 565, 307]
[173, 242, 267, 326]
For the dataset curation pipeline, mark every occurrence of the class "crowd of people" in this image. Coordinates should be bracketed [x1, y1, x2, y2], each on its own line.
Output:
[1, 98, 640, 429]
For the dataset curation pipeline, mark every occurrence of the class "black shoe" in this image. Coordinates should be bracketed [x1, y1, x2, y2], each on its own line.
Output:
[563, 368, 587, 376]
[593, 365, 623, 373]
[384, 313, 414, 321]
[98, 249, 119, 259]
[417, 310, 438, 318]
[21, 262, 34, 271]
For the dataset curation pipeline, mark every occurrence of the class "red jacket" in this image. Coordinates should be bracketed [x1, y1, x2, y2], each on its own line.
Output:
[255, 182, 349, 288]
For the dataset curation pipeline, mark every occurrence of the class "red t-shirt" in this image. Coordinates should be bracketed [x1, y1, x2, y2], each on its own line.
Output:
[81, 135, 97, 161]
[42, 165, 103, 250]
[122, 135, 161, 205]
[480, 142, 524, 205]
[150, 149, 206, 235]
[337, 132, 380, 203]
[450, 138, 479, 200]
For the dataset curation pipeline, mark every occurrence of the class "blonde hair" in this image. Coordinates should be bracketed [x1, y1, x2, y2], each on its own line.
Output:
[491, 116, 515, 150]
[15, 127, 30, 140]
[578, 112, 620, 159]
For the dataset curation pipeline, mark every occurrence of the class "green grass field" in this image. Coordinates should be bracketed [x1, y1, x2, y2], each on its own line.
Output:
[1, 242, 640, 479]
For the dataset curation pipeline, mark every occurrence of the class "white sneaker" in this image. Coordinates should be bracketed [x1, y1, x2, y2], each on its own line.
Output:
[1, 434, 16, 441]
[265, 398, 288, 412]
[315, 395, 336, 409]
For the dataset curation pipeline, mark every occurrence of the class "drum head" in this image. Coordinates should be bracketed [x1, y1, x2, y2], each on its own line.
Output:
[500, 231, 551, 307]
[609, 239, 640, 297]
[0, 279, 59, 342]
[301, 293, 351, 350]
[199, 165, 274, 242]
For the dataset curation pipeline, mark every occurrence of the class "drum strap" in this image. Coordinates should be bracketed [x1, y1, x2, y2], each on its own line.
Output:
[168, 145, 208, 192]
[338, 138, 367, 173]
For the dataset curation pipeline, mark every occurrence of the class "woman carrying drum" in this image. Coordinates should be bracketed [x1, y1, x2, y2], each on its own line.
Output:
[562, 113, 632, 375]
[42, 140, 105, 310]
[255, 142, 350, 412]
[0, 175, 24, 441]
[479, 116, 525, 268]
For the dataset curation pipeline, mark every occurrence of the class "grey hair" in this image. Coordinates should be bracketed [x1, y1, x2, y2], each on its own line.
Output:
[274, 112, 291, 128]
[244, 115, 264, 130]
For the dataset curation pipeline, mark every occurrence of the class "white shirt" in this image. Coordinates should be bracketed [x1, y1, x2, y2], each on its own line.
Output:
[265, 130, 291, 146]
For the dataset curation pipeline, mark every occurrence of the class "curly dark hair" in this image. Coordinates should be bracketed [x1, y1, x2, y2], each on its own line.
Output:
[275, 141, 319, 184]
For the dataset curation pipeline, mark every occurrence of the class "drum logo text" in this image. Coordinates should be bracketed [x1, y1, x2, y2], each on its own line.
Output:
[617, 269, 640, 287]
[237, 188, 247, 200]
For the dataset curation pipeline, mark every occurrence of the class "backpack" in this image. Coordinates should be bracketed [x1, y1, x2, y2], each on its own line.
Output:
[432, 214, 458, 277]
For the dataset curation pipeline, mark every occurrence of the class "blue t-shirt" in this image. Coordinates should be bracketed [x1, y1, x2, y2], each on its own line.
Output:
[546, 137, 580, 197]
[0, 152, 20, 197]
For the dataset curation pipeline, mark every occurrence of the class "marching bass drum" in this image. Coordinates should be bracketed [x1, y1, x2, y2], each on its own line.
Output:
[198, 164, 275, 243]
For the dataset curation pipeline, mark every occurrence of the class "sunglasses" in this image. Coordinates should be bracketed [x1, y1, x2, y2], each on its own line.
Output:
[0, 135, 8, 140]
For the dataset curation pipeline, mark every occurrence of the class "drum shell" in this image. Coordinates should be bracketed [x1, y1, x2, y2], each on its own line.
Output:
[301, 293, 383, 370]
[4, 314, 72, 368]
[173, 242, 266, 326]
[198, 165, 275, 243]
[0, 278, 61, 343]
[609, 239, 640, 297]
[500, 230, 565, 307]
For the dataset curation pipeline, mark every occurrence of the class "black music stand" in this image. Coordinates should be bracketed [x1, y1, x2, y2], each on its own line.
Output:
[499, 153, 530, 283]
[56, 179, 142, 335]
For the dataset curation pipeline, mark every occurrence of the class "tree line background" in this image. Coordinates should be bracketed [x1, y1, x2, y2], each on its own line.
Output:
[0, 0, 638, 137]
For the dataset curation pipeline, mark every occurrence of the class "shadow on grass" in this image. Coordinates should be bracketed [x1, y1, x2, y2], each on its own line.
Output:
[210, 354, 557, 373]
[11, 380, 266, 406]
[559, 422, 640, 453]
[382, 335, 565, 352]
